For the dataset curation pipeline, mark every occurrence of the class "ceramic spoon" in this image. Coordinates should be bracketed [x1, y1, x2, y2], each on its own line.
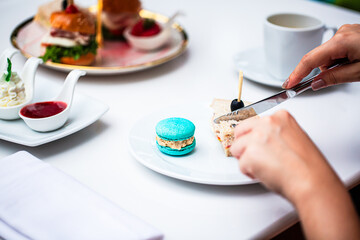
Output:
[19, 70, 86, 132]
[163, 11, 183, 29]
[0, 49, 42, 120]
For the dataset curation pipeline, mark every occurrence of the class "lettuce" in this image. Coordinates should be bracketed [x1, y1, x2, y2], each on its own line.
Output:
[40, 40, 98, 63]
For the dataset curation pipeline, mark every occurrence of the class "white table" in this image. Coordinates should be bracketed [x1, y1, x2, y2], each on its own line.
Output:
[1, 0, 360, 239]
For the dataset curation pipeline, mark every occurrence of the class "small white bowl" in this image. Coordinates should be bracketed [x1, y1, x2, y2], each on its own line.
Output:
[19, 70, 86, 132]
[124, 23, 171, 51]
[0, 49, 42, 120]
[0, 99, 32, 120]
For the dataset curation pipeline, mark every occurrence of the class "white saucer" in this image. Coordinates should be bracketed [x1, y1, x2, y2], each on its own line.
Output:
[128, 103, 258, 186]
[234, 47, 319, 88]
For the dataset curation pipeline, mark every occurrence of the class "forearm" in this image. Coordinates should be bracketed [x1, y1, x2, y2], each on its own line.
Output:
[230, 111, 360, 239]
[292, 173, 360, 240]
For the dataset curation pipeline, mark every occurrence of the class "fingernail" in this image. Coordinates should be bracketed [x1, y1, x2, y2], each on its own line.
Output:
[282, 78, 289, 89]
[311, 79, 326, 91]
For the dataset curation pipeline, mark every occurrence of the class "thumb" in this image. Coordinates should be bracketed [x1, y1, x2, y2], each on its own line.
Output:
[311, 62, 360, 91]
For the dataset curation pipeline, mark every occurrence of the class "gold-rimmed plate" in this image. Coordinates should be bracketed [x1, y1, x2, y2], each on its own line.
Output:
[10, 10, 188, 75]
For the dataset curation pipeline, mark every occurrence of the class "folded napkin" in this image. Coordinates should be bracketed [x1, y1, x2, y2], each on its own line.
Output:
[0, 151, 163, 240]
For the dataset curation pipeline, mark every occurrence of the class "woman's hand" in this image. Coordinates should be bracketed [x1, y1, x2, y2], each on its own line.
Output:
[230, 110, 360, 239]
[230, 110, 332, 200]
[282, 24, 360, 90]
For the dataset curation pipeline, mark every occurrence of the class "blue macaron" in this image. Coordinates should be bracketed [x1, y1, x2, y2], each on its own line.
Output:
[155, 117, 196, 156]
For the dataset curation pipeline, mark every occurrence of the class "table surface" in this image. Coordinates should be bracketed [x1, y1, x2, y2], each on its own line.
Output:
[1, 0, 360, 239]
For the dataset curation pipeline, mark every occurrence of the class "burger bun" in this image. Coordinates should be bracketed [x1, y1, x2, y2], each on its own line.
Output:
[51, 11, 95, 35]
[60, 52, 95, 66]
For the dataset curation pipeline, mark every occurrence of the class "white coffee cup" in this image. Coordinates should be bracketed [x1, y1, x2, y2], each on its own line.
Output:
[264, 13, 336, 80]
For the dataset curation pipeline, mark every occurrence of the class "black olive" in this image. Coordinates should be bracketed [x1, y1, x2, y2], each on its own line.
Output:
[230, 99, 245, 112]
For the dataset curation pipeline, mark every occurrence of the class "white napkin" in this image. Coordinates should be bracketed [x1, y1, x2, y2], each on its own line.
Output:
[0, 151, 163, 240]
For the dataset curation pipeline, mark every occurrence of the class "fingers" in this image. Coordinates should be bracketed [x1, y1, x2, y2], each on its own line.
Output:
[233, 117, 260, 139]
[230, 131, 249, 159]
[231, 117, 264, 159]
[311, 61, 360, 90]
[285, 41, 346, 88]
[231, 118, 260, 178]
[239, 161, 256, 179]
[232, 111, 289, 153]
[230, 133, 256, 179]
[231, 111, 294, 179]
[282, 24, 360, 89]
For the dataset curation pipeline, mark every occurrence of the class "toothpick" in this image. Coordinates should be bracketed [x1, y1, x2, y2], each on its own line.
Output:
[238, 70, 243, 102]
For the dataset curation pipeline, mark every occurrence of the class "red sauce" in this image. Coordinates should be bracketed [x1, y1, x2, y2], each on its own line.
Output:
[20, 101, 67, 119]
[131, 19, 161, 37]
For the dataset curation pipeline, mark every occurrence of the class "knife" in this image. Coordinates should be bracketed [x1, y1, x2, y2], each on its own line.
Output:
[213, 63, 344, 124]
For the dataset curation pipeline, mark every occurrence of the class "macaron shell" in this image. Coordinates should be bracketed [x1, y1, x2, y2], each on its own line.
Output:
[156, 117, 195, 141]
[156, 139, 196, 156]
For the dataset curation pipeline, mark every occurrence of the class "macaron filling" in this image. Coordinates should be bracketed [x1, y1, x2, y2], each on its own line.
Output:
[156, 140, 196, 156]
[156, 136, 194, 150]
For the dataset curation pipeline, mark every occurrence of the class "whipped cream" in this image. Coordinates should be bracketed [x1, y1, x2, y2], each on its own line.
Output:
[0, 72, 26, 107]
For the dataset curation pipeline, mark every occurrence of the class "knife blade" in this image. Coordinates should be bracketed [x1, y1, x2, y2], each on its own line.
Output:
[213, 88, 298, 123]
[213, 63, 344, 124]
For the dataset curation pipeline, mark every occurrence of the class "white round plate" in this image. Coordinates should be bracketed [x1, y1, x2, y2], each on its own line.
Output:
[128, 103, 258, 185]
[10, 10, 188, 75]
[234, 47, 319, 88]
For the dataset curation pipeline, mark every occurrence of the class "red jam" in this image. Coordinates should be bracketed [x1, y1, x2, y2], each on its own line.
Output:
[131, 18, 161, 37]
[20, 101, 67, 119]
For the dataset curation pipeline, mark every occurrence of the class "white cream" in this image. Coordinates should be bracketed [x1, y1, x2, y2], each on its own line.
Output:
[0, 72, 26, 107]
[41, 33, 78, 47]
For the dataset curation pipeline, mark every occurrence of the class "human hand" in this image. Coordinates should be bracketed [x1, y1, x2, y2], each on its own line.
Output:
[230, 110, 360, 239]
[282, 24, 360, 90]
[230, 110, 339, 202]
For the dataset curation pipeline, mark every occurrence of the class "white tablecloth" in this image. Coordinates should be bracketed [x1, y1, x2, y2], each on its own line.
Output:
[0, 0, 360, 239]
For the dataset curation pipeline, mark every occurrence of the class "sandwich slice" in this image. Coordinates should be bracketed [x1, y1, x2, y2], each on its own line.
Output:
[34, 0, 64, 29]
[40, 4, 98, 66]
[210, 98, 257, 157]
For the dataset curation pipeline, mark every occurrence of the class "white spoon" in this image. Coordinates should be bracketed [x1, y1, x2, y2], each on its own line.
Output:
[164, 11, 183, 30]
[19, 70, 86, 132]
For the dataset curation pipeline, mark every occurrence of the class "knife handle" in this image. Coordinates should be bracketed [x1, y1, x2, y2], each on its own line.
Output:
[291, 61, 348, 96]
[291, 78, 314, 96]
